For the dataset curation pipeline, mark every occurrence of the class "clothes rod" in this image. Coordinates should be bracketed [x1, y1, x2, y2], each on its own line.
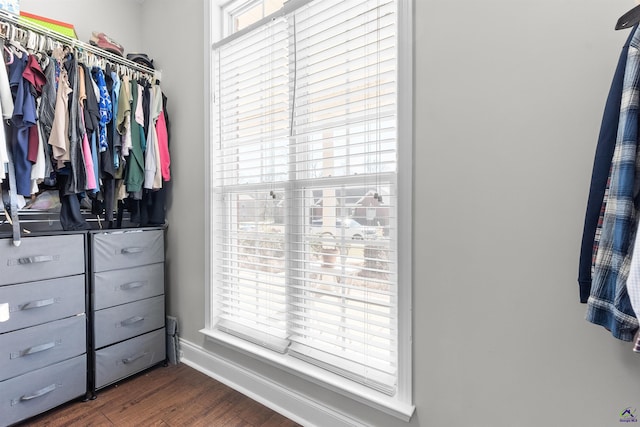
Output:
[0, 9, 162, 81]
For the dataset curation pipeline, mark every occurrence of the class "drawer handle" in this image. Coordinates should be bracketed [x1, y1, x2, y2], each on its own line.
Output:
[11, 341, 58, 359]
[8, 255, 59, 266]
[19, 298, 56, 311]
[121, 247, 144, 254]
[120, 316, 145, 327]
[122, 351, 149, 364]
[18, 255, 56, 264]
[120, 281, 147, 291]
[15, 383, 58, 404]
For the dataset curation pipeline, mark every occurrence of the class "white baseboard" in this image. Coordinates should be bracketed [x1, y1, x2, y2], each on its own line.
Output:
[179, 338, 368, 427]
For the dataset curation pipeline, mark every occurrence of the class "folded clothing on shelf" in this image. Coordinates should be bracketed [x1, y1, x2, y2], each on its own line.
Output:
[126, 53, 154, 69]
[89, 32, 124, 56]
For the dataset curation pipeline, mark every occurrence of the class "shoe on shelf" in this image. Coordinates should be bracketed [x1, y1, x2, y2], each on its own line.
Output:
[89, 32, 124, 57]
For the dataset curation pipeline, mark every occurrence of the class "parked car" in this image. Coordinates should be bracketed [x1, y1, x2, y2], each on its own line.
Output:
[311, 217, 377, 240]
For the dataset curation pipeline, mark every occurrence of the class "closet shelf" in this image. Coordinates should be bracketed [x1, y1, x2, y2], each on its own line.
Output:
[0, 9, 161, 81]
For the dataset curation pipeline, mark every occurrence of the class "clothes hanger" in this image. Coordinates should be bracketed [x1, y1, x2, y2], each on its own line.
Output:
[0, 23, 9, 40]
[37, 33, 46, 54]
[616, 4, 640, 30]
[15, 28, 28, 48]
[25, 30, 37, 53]
[75, 47, 86, 65]
[46, 37, 55, 53]
[8, 38, 28, 58]
[4, 44, 13, 65]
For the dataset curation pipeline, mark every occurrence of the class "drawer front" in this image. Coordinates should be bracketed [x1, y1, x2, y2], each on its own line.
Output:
[92, 229, 164, 272]
[93, 263, 164, 310]
[0, 355, 86, 427]
[0, 234, 85, 286]
[94, 296, 165, 348]
[0, 275, 85, 334]
[0, 315, 86, 382]
[95, 328, 165, 389]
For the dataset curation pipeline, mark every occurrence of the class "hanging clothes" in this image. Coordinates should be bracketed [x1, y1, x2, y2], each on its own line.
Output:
[48, 65, 71, 168]
[38, 56, 57, 130]
[586, 26, 640, 342]
[580, 26, 634, 301]
[78, 66, 96, 192]
[0, 21, 170, 231]
[135, 81, 145, 152]
[157, 91, 170, 182]
[20, 54, 47, 194]
[62, 52, 86, 195]
[92, 67, 111, 154]
[118, 75, 132, 156]
[23, 55, 43, 175]
[80, 119, 96, 191]
[8, 50, 37, 196]
[23, 54, 46, 94]
[100, 68, 115, 178]
[39, 50, 59, 182]
[125, 78, 145, 195]
[81, 63, 101, 191]
[111, 70, 120, 170]
[144, 84, 162, 190]
[0, 40, 13, 119]
[27, 125, 42, 194]
[0, 41, 11, 183]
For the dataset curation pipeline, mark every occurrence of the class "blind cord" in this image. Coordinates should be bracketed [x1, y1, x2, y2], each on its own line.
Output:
[289, 14, 297, 138]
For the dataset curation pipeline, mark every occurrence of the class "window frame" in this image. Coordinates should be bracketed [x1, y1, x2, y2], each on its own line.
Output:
[220, 0, 286, 36]
[203, 0, 414, 420]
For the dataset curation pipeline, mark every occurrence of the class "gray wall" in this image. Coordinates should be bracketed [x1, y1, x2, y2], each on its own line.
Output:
[17, 0, 640, 425]
[414, 1, 640, 426]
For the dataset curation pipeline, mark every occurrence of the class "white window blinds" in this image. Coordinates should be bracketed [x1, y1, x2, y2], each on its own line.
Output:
[213, 0, 398, 395]
[213, 14, 291, 353]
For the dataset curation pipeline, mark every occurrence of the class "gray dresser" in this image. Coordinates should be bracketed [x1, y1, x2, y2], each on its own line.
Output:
[0, 233, 88, 427]
[90, 228, 166, 392]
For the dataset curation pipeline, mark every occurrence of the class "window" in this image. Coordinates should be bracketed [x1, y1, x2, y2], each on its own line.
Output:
[222, 0, 285, 34]
[207, 0, 412, 414]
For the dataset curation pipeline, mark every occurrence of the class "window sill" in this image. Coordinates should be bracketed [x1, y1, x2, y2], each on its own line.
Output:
[200, 327, 415, 422]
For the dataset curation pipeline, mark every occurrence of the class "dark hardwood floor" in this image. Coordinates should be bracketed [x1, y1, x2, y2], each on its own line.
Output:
[17, 363, 302, 427]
